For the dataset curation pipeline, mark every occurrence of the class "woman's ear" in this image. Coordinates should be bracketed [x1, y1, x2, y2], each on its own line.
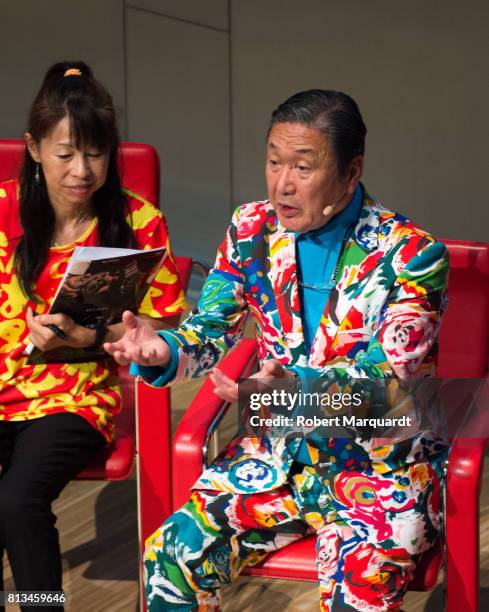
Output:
[24, 132, 41, 163]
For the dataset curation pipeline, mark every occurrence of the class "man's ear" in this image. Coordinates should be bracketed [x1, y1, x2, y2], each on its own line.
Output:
[24, 132, 41, 163]
[346, 155, 364, 195]
[350, 155, 364, 183]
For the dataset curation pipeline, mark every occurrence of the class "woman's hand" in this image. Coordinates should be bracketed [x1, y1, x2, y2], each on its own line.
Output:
[103, 310, 171, 367]
[26, 307, 95, 351]
[210, 359, 294, 403]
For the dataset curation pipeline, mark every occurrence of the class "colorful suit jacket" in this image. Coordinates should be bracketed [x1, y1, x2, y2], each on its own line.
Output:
[159, 186, 449, 494]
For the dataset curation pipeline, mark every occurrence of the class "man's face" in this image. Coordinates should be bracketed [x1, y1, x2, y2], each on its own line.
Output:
[266, 122, 357, 233]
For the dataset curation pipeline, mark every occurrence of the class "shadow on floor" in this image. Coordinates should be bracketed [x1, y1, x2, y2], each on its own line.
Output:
[62, 480, 139, 581]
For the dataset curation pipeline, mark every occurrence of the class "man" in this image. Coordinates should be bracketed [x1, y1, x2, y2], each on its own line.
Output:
[106, 89, 448, 611]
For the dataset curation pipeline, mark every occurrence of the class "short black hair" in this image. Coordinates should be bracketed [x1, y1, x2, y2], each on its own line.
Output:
[269, 89, 366, 176]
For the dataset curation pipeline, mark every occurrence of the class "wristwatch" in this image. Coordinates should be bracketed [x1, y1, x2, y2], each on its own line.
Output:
[84, 323, 108, 352]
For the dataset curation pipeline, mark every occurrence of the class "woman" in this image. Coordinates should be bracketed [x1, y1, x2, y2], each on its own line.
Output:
[0, 61, 186, 608]
[107, 89, 448, 611]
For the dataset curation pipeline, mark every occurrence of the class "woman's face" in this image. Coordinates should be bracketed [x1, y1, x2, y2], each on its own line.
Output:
[26, 116, 110, 210]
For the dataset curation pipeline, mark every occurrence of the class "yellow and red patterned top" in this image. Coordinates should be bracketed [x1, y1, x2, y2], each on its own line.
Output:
[0, 179, 186, 442]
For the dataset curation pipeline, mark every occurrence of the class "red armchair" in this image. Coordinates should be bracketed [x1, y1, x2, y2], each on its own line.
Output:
[152, 240, 489, 612]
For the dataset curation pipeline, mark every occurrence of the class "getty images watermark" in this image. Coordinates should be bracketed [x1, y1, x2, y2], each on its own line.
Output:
[237, 376, 489, 440]
[248, 388, 413, 430]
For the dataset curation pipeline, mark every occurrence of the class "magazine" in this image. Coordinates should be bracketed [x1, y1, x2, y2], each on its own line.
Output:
[26, 245, 166, 363]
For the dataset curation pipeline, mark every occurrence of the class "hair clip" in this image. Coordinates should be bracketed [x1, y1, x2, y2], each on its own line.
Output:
[63, 68, 82, 77]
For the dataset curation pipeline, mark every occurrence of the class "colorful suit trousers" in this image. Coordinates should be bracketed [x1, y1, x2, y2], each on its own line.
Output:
[144, 457, 445, 611]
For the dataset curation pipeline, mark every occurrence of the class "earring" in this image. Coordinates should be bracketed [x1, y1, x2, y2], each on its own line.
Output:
[34, 163, 40, 184]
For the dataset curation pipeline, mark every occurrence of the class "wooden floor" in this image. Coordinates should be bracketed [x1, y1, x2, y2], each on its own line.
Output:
[3, 373, 489, 611]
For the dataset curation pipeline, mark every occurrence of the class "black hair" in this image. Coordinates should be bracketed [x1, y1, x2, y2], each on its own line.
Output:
[14, 60, 136, 301]
[269, 89, 367, 176]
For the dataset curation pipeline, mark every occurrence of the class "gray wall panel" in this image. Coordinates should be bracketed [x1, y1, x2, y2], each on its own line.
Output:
[126, 8, 230, 261]
[0, 0, 125, 138]
[231, 0, 489, 241]
[125, 0, 229, 31]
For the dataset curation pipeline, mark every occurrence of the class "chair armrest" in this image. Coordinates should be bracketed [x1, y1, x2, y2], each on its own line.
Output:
[445, 374, 489, 612]
[445, 435, 488, 612]
[136, 379, 173, 541]
[172, 338, 258, 508]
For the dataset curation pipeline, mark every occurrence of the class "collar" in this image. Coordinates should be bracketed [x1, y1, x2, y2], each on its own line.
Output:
[270, 184, 385, 256]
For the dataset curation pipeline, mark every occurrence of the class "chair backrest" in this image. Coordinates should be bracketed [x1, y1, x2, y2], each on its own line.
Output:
[0, 138, 160, 205]
[438, 240, 489, 378]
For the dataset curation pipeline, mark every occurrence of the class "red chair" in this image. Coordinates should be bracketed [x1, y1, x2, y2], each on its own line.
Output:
[137, 239, 489, 612]
[0, 138, 193, 481]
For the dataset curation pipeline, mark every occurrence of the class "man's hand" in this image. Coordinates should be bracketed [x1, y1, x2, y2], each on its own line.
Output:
[104, 311, 171, 367]
[210, 359, 293, 403]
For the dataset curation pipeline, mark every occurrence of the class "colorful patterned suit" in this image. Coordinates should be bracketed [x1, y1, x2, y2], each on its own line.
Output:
[143, 187, 449, 611]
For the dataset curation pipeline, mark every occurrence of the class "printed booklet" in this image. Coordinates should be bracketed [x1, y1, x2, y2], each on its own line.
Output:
[26, 245, 166, 363]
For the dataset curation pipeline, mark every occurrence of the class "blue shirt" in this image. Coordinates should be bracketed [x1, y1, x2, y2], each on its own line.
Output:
[296, 185, 363, 355]
[294, 185, 363, 463]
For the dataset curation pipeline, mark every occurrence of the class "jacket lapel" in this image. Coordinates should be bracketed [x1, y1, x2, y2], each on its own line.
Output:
[267, 223, 307, 363]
